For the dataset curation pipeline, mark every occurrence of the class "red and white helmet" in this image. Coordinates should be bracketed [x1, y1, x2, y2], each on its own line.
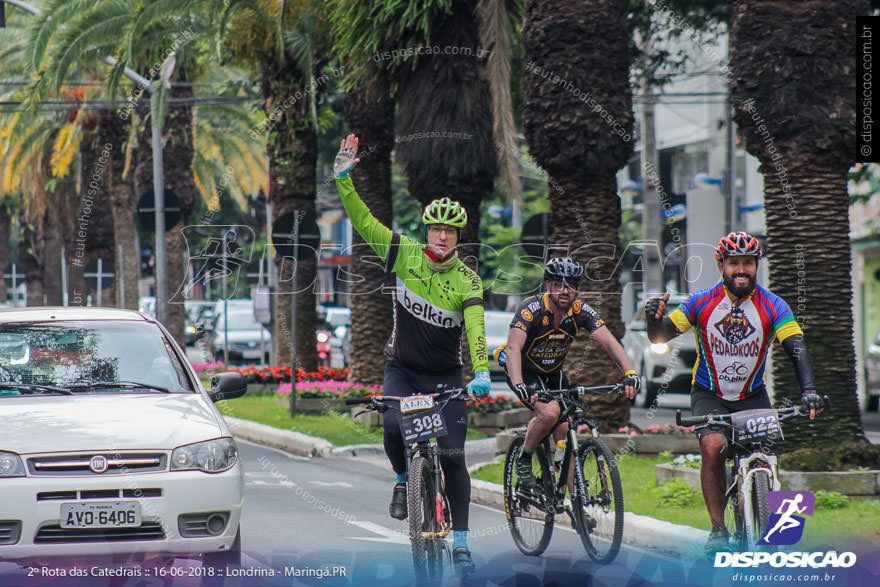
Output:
[715, 231, 762, 263]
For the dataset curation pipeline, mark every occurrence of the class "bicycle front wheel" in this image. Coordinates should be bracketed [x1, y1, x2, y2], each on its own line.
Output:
[408, 455, 443, 582]
[724, 464, 745, 551]
[574, 437, 624, 563]
[748, 470, 772, 550]
[502, 435, 554, 555]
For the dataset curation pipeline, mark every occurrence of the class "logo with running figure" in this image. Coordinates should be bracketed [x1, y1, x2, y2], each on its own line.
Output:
[759, 490, 816, 546]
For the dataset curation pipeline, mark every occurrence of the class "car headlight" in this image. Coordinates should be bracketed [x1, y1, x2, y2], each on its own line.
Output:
[650, 343, 670, 355]
[171, 438, 238, 473]
[317, 332, 330, 343]
[0, 451, 25, 477]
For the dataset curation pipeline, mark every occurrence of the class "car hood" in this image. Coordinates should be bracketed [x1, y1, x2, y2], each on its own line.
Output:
[1, 393, 224, 454]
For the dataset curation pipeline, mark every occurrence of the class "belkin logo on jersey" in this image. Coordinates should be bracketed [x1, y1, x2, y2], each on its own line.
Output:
[396, 280, 462, 328]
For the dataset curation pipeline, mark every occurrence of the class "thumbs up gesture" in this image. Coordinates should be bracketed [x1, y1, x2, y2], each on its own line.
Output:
[645, 292, 671, 321]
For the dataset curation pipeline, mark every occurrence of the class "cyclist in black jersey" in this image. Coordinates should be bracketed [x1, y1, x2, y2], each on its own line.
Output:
[495, 257, 639, 488]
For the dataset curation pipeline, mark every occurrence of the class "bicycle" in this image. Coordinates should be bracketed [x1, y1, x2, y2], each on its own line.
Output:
[346, 386, 467, 582]
[675, 396, 829, 551]
[503, 383, 625, 563]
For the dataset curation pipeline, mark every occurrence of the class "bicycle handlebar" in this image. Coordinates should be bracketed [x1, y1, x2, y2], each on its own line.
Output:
[344, 386, 469, 408]
[674, 395, 831, 428]
[533, 382, 625, 402]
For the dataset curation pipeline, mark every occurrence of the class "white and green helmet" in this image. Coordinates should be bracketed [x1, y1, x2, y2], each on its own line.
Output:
[422, 197, 467, 228]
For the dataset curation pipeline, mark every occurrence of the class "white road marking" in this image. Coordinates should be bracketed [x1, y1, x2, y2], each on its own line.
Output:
[309, 481, 353, 488]
[344, 520, 411, 545]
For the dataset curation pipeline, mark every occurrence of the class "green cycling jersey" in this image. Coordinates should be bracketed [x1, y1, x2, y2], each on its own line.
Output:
[335, 176, 489, 374]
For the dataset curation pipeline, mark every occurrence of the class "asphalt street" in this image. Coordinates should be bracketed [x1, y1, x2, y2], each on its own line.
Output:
[214, 439, 742, 586]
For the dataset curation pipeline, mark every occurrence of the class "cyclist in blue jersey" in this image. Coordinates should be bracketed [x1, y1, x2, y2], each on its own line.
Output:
[645, 231, 822, 552]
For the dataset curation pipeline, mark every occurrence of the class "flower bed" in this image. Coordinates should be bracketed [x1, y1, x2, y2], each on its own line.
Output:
[274, 379, 381, 414]
[192, 361, 226, 373]
[466, 396, 522, 415]
[226, 365, 348, 384]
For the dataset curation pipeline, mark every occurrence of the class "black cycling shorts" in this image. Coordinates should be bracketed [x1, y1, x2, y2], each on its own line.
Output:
[690, 386, 771, 439]
[504, 366, 570, 410]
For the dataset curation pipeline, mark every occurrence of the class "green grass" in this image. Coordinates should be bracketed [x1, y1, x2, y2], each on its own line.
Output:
[217, 395, 487, 446]
[472, 453, 880, 547]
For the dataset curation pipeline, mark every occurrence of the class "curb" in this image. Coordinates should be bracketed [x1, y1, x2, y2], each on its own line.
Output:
[224, 416, 334, 457]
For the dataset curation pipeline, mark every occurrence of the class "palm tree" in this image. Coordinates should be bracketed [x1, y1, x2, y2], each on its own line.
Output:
[220, 0, 330, 371]
[331, 0, 521, 381]
[523, 0, 634, 432]
[337, 62, 396, 385]
[729, 0, 869, 448]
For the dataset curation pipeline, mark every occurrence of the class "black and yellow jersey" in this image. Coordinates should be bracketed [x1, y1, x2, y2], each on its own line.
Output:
[507, 294, 604, 374]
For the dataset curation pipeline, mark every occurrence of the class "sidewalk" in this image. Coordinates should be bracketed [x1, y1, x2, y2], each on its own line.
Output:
[224, 415, 710, 555]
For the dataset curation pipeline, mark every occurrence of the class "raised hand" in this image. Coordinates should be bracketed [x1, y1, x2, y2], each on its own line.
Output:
[645, 292, 671, 321]
[334, 133, 362, 178]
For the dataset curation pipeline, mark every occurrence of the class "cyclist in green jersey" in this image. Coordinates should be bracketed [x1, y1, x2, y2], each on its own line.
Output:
[334, 134, 490, 572]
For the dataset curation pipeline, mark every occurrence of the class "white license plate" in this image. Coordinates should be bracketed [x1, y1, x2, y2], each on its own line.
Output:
[60, 502, 141, 529]
[242, 349, 264, 359]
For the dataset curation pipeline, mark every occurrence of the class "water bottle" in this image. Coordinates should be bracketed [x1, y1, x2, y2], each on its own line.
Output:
[554, 440, 565, 472]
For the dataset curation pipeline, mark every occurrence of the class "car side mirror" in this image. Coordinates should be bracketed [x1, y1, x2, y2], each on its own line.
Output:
[208, 372, 247, 403]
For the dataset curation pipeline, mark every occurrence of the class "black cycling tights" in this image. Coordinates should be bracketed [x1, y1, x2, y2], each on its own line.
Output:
[382, 360, 470, 532]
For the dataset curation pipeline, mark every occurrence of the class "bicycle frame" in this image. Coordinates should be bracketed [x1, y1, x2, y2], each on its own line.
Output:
[524, 385, 618, 516]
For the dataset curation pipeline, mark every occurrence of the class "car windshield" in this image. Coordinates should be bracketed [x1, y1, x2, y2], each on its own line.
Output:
[217, 310, 262, 331]
[0, 321, 193, 394]
[485, 313, 513, 337]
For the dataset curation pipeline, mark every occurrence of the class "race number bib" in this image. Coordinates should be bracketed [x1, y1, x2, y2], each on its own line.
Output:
[401, 406, 448, 442]
[731, 408, 783, 444]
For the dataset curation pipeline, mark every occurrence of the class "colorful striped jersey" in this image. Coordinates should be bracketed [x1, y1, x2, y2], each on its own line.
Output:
[667, 281, 803, 401]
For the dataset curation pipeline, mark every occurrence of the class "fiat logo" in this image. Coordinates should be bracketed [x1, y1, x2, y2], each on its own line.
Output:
[89, 455, 109, 473]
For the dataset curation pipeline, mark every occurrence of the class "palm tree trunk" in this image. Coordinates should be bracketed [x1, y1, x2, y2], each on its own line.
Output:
[20, 221, 43, 306]
[763, 163, 864, 445]
[164, 84, 198, 347]
[395, 0, 496, 267]
[344, 65, 395, 385]
[523, 0, 634, 432]
[98, 111, 139, 310]
[136, 85, 197, 347]
[551, 173, 629, 432]
[262, 64, 318, 372]
[76, 129, 116, 307]
[729, 0, 868, 448]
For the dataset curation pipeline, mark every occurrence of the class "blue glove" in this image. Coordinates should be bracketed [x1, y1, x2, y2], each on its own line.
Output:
[467, 370, 491, 397]
[496, 347, 507, 367]
[334, 144, 357, 178]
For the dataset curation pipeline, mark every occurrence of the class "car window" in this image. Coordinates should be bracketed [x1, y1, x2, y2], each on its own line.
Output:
[326, 309, 351, 328]
[0, 321, 193, 393]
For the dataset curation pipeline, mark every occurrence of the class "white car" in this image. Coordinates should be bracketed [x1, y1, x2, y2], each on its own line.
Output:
[211, 307, 271, 364]
[622, 295, 698, 407]
[485, 310, 514, 377]
[0, 307, 247, 568]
